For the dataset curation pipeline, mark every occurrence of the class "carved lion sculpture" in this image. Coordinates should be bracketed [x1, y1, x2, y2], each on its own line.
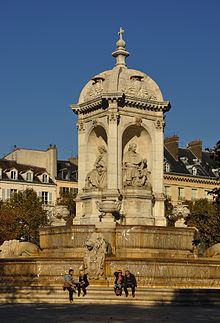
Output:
[0, 240, 40, 258]
[83, 232, 111, 279]
[203, 243, 220, 258]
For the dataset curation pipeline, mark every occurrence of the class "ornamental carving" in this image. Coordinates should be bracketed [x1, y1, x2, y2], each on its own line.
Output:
[155, 119, 163, 130]
[89, 77, 104, 97]
[124, 76, 157, 100]
[77, 121, 85, 131]
[108, 112, 120, 124]
[135, 117, 142, 126]
[92, 119, 98, 127]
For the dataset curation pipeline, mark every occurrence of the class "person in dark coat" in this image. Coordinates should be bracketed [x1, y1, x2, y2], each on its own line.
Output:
[114, 269, 124, 296]
[124, 270, 137, 297]
[77, 270, 89, 297]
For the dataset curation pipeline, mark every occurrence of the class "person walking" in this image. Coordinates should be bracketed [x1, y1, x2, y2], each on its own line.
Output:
[63, 269, 76, 303]
[77, 270, 89, 297]
[124, 270, 137, 298]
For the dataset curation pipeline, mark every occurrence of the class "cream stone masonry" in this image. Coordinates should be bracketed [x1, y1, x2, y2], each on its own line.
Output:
[71, 28, 170, 227]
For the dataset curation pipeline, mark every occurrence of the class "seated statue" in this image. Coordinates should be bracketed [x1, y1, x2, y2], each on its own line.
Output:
[84, 145, 107, 189]
[123, 143, 151, 188]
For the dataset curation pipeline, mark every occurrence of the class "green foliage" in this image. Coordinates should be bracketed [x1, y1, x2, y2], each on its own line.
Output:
[57, 191, 77, 226]
[185, 198, 220, 247]
[0, 189, 47, 245]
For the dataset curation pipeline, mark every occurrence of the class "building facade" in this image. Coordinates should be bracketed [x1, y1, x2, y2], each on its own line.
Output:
[164, 136, 220, 205]
[0, 145, 78, 205]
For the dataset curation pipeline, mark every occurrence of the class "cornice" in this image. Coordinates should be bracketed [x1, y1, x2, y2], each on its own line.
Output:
[71, 93, 171, 115]
[164, 173, 220, 185]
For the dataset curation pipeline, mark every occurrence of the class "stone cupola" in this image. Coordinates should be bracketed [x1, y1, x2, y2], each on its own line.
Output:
[71, 28, 171, 227]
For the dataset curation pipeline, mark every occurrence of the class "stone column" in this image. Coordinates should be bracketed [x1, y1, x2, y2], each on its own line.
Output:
[152, 117, 166, 226]
[107, 101, 119, 192]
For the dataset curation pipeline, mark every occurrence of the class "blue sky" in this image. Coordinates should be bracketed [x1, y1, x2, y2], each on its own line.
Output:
[0, 0, 219, 160]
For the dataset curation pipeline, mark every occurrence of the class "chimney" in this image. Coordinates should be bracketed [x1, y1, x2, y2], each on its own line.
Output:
[187, 140, 202, 160]
[164, 135, 179, 161]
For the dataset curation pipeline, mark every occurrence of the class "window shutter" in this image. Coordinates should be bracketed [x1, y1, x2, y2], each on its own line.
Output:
[49, 192, 52, 204]
[2, 188, 5, 201]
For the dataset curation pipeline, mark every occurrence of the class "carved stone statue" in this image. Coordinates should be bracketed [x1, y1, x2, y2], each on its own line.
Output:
[204, 243, 220, 258]
[0, 240, 40, 258]
[168, 202, 190, 227]
[123, 143, 151, 188]
[85, 145, 107, 189]
[83, 232, 111, 279]
[46, 205, 70, 226]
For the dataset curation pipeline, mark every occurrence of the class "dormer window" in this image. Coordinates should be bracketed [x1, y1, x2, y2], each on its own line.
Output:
[26, 171, 33, 182]
[0, 168, 2, 179]
[10, 170, 18, 180]
[164, 162, 170, 172]
[61, 169, 70, 180]
[192, 166, 197, 176]
[42, 174, 49, 183]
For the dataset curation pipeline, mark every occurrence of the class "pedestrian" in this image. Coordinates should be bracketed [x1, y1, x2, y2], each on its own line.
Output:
[114, 269, 124, 296]
[63, 269, 76, 303]
[124, 270, 137, 297]
[77, 270, 89, 297]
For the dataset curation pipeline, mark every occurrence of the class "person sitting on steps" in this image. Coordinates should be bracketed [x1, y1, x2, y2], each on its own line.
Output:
[77, 270, 89, 297]
[124, 270, 137, 298]
[63, 269, 77, 304]
[114, 269, 124, 296]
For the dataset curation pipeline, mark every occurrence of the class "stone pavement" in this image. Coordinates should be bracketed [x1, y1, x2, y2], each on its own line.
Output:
[1, 303, 220, 323]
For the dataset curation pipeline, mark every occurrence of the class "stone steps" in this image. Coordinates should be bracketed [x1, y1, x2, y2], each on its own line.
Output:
[0, 286, 220, 305]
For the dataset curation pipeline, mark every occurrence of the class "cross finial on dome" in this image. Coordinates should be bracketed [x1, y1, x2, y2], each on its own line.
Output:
[118, 27, 124, 40]
[112, 27, 129, 68]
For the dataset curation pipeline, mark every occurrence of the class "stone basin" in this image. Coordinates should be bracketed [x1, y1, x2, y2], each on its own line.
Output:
[96, 200, 121, 213]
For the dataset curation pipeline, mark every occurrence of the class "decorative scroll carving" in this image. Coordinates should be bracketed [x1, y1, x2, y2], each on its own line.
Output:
[124, 76, 157, 100]
[77, 121, 85, 131]
[92, 119, 98, 127]
[155, 119, 163, 130]
[84, 145, 107, 189]
[135, 117, 142, 126]
[123, 143, 151, 188]
[83, 232, 111, 279]
[108, 112, 120, 124]
[89, 77, 104, 97]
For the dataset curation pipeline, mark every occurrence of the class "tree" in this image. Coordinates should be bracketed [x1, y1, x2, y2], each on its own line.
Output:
[0, 189, 47, 245]
[185, 198, 220, 247]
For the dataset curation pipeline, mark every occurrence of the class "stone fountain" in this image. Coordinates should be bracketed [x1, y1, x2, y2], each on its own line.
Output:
[1, 29, 220, 294]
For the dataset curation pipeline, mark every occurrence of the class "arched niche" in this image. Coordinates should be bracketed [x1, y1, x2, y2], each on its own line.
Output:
[86, 126, 108, 174]
[122, 125, 152, 170]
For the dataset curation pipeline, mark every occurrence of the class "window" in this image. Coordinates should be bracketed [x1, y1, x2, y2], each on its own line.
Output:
[178, 187, 185, 200]
[26, 172, 33, 182]
[41, 191, 52, 204]
[42, 191, 48, 204]
[191, 188, 197, 200]
[192, 166, 197, 176]
[0, 168, 2, 179]
[61, 169, 70, 180]
[10, 189, 17, 197]
[60, 187, 78, 195]
[11, 170, 17, 180]
[42, 174, 49, 183]
[164, 162, 170, 172]
[164, 186, 170, 197]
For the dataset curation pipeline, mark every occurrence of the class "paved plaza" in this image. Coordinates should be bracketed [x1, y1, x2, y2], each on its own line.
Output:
[0, 303, 220, 323]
